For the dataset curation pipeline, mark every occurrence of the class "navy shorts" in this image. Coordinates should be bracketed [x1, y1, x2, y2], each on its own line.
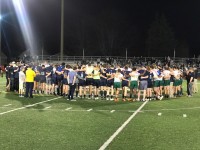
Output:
[86, 78, 93, 86]
[62, 78, 68, 85]
[34, 75, 40, 82]
[78, 80, 86, 87]
[147, 81, 153, 88]
[93, 79, 100, 88]
[51, 77, 57, 85]
[40, 76, 46, 83]
[122, 80, 129, 87]
[107, 79, 114, 87]
[100, 79, 107, 86]
[57, 75, 63, 82]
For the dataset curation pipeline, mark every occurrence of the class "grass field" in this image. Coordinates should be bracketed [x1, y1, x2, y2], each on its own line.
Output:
[0, 77, 200, 150]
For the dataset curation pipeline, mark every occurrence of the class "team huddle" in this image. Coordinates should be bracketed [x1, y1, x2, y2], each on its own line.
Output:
[5, 61, 198, 101]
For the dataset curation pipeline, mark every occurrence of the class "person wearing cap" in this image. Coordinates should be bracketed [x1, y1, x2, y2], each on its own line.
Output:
[25, 65, 36, 98]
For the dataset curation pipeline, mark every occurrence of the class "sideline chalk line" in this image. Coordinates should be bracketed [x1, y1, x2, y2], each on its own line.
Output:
[99, 100, 148, 150]
[0, 97, 61, 116]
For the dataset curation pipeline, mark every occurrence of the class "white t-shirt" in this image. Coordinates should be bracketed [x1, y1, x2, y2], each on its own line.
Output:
[19, 71, 25, 83]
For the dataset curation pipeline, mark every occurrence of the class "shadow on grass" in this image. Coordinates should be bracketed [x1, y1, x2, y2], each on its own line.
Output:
[4, 92, 134, 115]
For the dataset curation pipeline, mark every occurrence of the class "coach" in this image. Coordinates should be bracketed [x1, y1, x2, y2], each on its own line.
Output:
[25, 65, 36, 98]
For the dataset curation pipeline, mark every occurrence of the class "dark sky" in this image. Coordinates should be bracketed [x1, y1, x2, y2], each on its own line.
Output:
[1, 0, 200, 58]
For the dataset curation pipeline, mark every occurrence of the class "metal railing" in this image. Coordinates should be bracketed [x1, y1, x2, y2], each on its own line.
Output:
[22, 54, 200, 67]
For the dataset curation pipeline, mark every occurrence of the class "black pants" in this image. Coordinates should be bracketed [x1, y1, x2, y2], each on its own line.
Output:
[25, 82, 34, 98]
[10, 78, 14, 91]
[68, 83, 76, 99]
[14, 78, 19, 91]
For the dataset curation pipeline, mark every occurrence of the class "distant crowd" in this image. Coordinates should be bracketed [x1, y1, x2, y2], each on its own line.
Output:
[3, 59, 199, 101]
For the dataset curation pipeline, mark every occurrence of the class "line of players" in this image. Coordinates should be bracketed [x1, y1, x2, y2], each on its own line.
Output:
[29, 63, 184, 101]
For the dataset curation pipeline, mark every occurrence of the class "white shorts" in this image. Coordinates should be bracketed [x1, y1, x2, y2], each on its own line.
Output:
[19, 82, 24, 90]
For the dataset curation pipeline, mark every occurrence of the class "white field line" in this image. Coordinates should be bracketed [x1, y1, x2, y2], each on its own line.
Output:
[0, 97, 61, 116]
[110, 110, 115, 113]
[99, 100, 148, 150]
[44, 106, 52, 110]
[3, 104, 12, 107]
[65, 107, 72, 111]
[142, 106, 200, 112]
[87, 108, 93, 112]
[128, 110, 144, 113]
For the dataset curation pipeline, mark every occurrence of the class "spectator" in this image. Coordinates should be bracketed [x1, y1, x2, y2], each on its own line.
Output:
[67, 66, 77, 100]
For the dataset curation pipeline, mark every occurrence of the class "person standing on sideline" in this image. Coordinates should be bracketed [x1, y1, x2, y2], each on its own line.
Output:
[19, 67, 25, 97]
[186, 67, 194, 97]
[25, 65, 36, 98]
[193, 67, 198, 93]
[67, 66, 77, 100]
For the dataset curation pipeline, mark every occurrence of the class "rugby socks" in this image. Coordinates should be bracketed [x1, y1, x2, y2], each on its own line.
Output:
[76, 91, 79, 97]
[103, 91, 107, 98]
[100, 91, 103, 98]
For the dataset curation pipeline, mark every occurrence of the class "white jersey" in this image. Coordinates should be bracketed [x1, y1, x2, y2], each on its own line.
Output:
[128, 68, 132, 72]
[19, 71, 25, 83]
[114, 73, 123, 82]
[163, 70, 171, 79]
[130, 72, 140, 81]
[173, 70, 180, 79]
[152, 69, 159, 80]
[86, 66, 94, 77]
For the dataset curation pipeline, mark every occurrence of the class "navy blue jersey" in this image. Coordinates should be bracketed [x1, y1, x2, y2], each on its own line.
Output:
[63, 69, 69, 78]
[77, 71, 86, 80]
[14, 66, 19, 78]
[138, 70, 148, 81]
[56, 66, 64, 72]
[122, 70, 131, 79]
[40, 68, 46, 76]
[147, 71, 154, 82]
[8, 66, 14, 79]
[51, 71, 57, 79]
[106, 69, 116, 75]
[100, 69, 107, 80]
[34, 66, 41, 72]
[46, 66, 53, 73]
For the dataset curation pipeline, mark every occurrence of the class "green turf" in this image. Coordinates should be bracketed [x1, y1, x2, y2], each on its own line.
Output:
[0, 77, 200, 150]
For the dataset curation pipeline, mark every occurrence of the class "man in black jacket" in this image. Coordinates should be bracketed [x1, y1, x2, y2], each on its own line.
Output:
[186, 67, 194, 97]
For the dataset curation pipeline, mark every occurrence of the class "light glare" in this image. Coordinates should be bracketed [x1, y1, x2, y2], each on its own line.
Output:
[12, 0, 36, 54]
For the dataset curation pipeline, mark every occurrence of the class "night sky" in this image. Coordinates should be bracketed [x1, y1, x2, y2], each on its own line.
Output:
[1, 0, 200, 58]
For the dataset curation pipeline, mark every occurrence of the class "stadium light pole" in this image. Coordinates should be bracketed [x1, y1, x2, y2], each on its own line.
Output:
[60, 0, 64, 61]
